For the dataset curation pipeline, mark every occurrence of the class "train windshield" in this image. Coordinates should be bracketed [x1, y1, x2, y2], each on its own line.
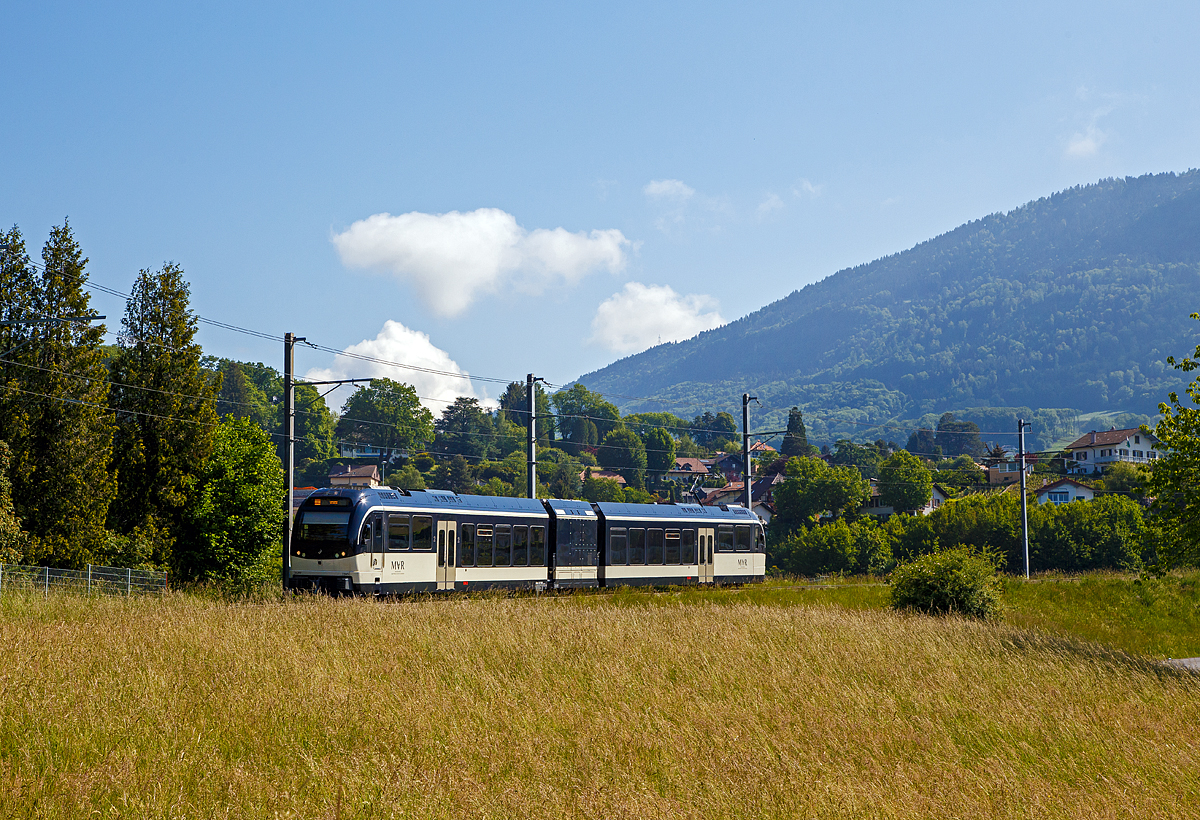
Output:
[294, 510, 352, 559]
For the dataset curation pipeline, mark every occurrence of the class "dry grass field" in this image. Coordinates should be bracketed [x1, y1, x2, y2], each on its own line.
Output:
[2, 590, 1198, 819]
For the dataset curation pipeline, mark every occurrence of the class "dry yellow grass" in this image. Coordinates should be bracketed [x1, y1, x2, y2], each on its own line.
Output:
[1, 591, 1198, 819]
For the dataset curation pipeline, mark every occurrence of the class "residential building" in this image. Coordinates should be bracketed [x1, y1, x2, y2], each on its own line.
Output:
[863, 481, 951, 517]
[666, 457, 710, 482]
[987, 457, 1036, 485]
[328, 464, 381, 488]
[1036, 478, 1096, 505]
[580, 469, 627, 487]
[1064, 427, 1164, 475]
[338, 441, 387, 460]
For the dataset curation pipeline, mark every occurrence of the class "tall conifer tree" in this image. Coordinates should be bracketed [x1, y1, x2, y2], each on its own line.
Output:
[9, 222, 115, 566]
[108, 263, 219, 565]
[0, 227, 38, 450]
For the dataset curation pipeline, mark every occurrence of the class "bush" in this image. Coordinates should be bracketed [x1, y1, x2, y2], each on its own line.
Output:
[889, 547, 1003, 619]
[769, 518, 893, 576]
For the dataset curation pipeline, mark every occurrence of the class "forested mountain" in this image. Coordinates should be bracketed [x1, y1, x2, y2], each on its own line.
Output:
[574, 171, 1200, 450]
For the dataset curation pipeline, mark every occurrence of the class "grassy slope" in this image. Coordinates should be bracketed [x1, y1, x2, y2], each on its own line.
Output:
[2, 588, 1198, 819]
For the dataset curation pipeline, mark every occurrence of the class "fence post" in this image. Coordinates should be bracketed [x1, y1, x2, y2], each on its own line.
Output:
[87, 564, 92, 594]
[44, 565, 49, 596]
[126, 568, 132, 596]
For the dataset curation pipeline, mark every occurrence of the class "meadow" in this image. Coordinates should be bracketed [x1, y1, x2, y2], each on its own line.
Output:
[2, 580, 1198, 819]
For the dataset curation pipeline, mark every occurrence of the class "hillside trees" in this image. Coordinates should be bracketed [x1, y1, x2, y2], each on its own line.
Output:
[293, 383, 337, 466]
[690, 411, 739, 448]
[599, 427, 647, 490]
[108, 264, 220, 565]
[434, 397, 494, 460]
[553, 384, 620, 454]
[3, 223, 115, 566]
[934, 413, 986, 458]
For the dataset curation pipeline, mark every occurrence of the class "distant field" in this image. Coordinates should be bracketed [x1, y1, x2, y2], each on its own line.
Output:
[2, 588, 1198, 818]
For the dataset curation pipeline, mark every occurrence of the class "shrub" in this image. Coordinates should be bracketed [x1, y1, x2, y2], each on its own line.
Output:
[889, 547, 1003, 619]
[769, 518, 893, 576]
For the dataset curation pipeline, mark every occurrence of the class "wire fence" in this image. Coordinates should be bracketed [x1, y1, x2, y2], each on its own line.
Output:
[0, 563, 168, 596]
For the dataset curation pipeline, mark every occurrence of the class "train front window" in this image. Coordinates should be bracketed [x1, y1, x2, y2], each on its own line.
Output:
[294, 510, 352, 559]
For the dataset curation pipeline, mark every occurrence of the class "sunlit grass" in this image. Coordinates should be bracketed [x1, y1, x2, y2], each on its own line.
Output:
[2, 590, 1198, 818]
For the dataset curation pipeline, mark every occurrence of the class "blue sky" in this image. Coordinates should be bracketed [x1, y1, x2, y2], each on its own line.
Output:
[4, 1, 1199, 411]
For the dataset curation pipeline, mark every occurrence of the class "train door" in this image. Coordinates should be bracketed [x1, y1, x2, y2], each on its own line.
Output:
[437, 520, 457, 591]
[698, 527, 714, 584]
[367, 513, 384, 577]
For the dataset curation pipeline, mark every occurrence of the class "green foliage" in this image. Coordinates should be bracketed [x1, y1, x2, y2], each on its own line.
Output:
[434, 397, 494, 460]
[690, 411, 739, 448]
[2, 223, 115, 567]
[769, 517, 892, 576]
[624, 412, 688, 439]
[934, 413, 986, 458]
[1029, 495, 1148, 571]
[547, 458, 583, 500]
[180, 417, 285, 587]
[498, 380, 553, 442]
[430, 454, 474, 493]
[108, 263, 219, 566]
[931, 454, 985, 490]
[643, 427, 675, 475]
[623, 487, 654, 504]
[208, 358, 279, 433]
[552, 384, 620, 454]
[773, 456, 870, 531]
[674, 434, 704, 458]
[877, 450, 933, 513]
[831, 438, 883, 480]
[336, 379, 434, 459]
[780, 407, 816, 457]
[890, 547, 1003, 619]
[1094, 461, 1148, 496]
[598, 427, 647, 490]
[905, 427, 941, 459]
[0, 441, 30, 563]
[582, 476, 625, 503]
[388, 464, 426, 491]
[1146, 314, 1200, 568]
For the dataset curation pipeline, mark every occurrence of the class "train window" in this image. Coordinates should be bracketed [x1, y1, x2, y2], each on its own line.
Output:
[299, 510, 351, 542]
[530, 526, 545, 566]
[717, 525, 734, 553]
[448, 529, 455, 566]
[438, 530, 445, 567]
[664, 530, 681, 564]
[681, 530, 695, 564]
[372, 514, 384, 552]
[755, 527, 765, 553]
[628, 529, 645, 565]
[647, 529, 664, 565]
[412, 516, 433, 551]
[609, 528, 627, 565]
[359, 519, 372, 547]
[735, 525, 752, 552]
[387, 514, 410, 551]
[460, 525, 475, 566]
[513, 526, 528, 567]
[708, 535, 714, 563]
[494, 525, 512, 567]
[476, 525, 493, 567]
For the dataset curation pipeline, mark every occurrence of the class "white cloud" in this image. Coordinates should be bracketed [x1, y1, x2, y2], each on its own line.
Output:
[332, 208, 630, 317]
[643, 179, 695, 200]
[792, 178, 824, 198]
[588, 282, 725, 355]
[1066, 124, 1106, 158]
[756, 192, 785, 217]
[305, 320, 489, 413]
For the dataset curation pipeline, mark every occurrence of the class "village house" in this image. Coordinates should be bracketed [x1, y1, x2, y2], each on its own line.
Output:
[1035, 477, 1096, 505]
[987, 456, 1036, 485]
[327, 464, 381, 488]
[579, 468, 627, 487]
[863, 481, 951, 518]
[1064, 427, 1164, 475]
[666, 457, 710, 483]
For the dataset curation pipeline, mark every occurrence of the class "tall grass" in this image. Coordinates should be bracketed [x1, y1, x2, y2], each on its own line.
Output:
[1, 591, 1198, 818]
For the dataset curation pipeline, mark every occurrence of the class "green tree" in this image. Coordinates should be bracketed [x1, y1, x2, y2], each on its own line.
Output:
[769, 518, 892, 576]
[546, 457, 583, 500]
[209, 359, 278, 432]
[389, 463, 426, 490]
[180, 416, 285, 586]
[691, 411, 739, 448]
[552, 384, 620, 454]
[336, 379, 434, 460]
[108, 264, 220, 564]
[431, 454, 474, 493]
[878, 450, 933, 513]
[498, 380, 554, 442]
[582, 475, 625, 502]
[294, 383, 337, 466]
[831, 438, 883, 480]
[773, 456, 870, 531]
[6, 223, 116, 566]
[933, 454, 986, 490]
[1095, 462, 1148, 497]
[0, 441, 30, 563]
[904, 427, 941, 459]
[780, 407, 816, 457]
[1146, 311, 1200, 567]
[434, 397, 494, 460]
[598, 427, 647, 490]
[644, 427, 676, 477]
[0, 227, 38, 450]
[934, 413, 986, 458]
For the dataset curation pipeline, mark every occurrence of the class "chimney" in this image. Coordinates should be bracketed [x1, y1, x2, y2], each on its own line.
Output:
[1090, 431, 1096, 444]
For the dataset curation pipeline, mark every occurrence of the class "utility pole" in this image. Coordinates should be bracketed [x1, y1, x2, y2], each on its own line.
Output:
[526, 374, 544, 499]
[742, 393, 758, 511]
[1018, 418, 1032, 579]
[283, 333, 296, 592]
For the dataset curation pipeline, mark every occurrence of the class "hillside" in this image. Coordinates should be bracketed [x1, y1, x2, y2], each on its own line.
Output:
[575, 172, 1200, 449]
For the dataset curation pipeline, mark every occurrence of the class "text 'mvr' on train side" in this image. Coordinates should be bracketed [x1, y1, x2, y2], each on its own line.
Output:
[288, 487, 765, 594]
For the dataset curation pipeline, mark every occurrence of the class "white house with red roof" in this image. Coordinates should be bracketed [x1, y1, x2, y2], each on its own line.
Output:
[1064, 427, 1164, 475]
[1035, 478, 1096, 505]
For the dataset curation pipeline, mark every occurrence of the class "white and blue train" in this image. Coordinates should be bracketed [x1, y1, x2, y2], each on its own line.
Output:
[288, 487, 766, 594]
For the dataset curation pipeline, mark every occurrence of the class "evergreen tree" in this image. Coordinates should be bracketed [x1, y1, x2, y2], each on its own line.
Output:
[0, 227, 39, 450]
[644, 427, 676, 476]
[0, 441, 30, 563]
[934, 413, 986, 458]
[108, 264, 219, 564]
[498, 380, 553, 442]
[598, 427, 647, 490]
[294, 383, 337, 466]
[434, 397, 494, 460]
[9, 223, 115, 566]
[780, 407, 815, 457]
[904, 427, 941, 458]
[336, 379, 434, 460]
